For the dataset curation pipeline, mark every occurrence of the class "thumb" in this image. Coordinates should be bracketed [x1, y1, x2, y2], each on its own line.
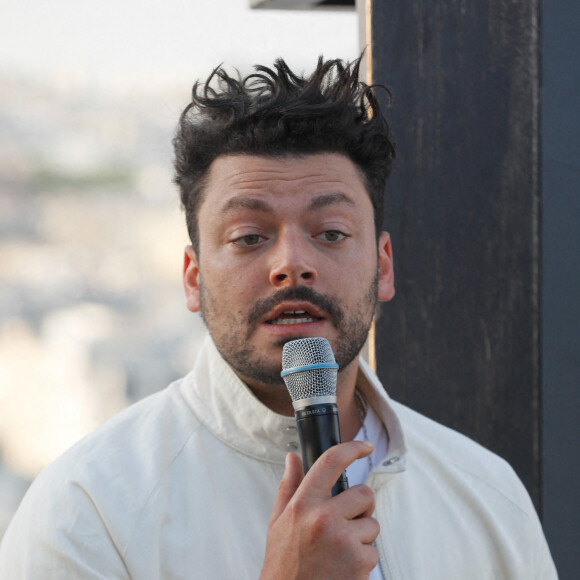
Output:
[269, 452, 304, 524]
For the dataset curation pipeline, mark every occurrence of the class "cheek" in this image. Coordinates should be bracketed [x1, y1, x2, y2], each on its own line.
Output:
[228, 258, 265, 288]
[330, 247, 376, 281]
[344, 258, 378, 298]
[209, 260, 264, 306]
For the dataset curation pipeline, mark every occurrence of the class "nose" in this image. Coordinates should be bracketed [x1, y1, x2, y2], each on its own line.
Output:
[269, 230, 317, 288]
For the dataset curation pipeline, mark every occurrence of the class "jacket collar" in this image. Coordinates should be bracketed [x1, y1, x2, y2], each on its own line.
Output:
[181, 334, 407, 472]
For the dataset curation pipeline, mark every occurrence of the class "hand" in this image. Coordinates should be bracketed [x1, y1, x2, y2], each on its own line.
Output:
[260, 441, 380, 580]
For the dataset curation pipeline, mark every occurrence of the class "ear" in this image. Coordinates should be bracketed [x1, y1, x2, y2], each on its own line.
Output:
[183, 245, 201, 313]
[377, 231, 395, 302]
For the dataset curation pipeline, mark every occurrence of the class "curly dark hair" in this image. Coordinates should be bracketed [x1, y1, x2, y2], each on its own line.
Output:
[173, 55, 395, 253]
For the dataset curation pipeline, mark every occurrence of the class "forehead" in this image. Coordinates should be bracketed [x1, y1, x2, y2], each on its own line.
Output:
[199, 153, 371, 212]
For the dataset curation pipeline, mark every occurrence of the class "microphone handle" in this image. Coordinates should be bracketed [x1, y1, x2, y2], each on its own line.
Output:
[295, 403, 349, 496]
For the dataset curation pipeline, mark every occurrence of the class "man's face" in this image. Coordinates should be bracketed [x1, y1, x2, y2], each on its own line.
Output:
[183, 153, 394, 406]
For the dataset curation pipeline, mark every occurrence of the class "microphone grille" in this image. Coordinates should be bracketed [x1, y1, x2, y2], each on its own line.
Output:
[281, 337, 338, 402]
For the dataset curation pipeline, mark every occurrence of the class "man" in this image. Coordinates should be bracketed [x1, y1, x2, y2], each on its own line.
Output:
[0, 57, 557, 579]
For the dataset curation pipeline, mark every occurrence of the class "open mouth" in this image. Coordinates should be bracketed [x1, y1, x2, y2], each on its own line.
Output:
[266, 309, 323, 325]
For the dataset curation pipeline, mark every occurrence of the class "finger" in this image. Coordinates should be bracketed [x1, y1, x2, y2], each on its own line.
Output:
[330, 483, 376, 520]
[355, 544, 380, 576]
[299, 440, 374, 500]
[346, 515, 381, 546]
[269, 452, 304, 524]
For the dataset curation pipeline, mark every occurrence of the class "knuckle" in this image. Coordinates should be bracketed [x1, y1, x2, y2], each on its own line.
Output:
[368, 545, 380, 568]
[355, 545, 379, 573]
[353, 484, 375, 510]
[288, 496, 307, 520]
[351, 552, 368, 572]
[334, 525, 352, 546]
[309, 509, 333, 536]
[367, 520, 381, 544]
[357, 483, 374, 501]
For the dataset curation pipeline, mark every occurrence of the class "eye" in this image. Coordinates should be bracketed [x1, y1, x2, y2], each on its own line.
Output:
[316, 230, 348, 243]
[232, 233, 266, 247]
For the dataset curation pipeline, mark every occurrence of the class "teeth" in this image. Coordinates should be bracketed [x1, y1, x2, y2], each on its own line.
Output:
[267, 308, 319, 325]
[270, 317, 316, 325]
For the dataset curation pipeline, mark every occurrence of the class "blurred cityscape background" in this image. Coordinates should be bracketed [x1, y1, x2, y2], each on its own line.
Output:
[0, 0, 358, 536]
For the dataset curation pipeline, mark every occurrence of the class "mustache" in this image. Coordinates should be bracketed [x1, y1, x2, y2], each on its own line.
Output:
[246, 286, 344, 329]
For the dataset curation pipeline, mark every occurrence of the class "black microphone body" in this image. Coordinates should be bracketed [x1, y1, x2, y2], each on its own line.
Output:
[281, 337, 349, 496]
[295, 403, 349, 496]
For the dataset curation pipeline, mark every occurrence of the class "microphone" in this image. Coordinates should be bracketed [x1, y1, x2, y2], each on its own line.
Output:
[281, 337, 349, 496]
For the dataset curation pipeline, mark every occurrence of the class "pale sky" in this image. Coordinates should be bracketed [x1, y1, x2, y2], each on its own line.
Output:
[0, 0, 361, 482]
[0, 0, 359, 84]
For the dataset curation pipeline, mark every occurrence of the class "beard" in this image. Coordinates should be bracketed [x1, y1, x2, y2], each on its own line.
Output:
[198, 271, 378, 389]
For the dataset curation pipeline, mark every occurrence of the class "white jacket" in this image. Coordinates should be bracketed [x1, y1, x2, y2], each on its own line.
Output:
[0, 335, 557, 579]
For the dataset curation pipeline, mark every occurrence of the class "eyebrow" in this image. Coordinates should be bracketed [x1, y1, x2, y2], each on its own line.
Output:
[220, 192, 355, 216]
[307, 192, 355, 211]
[220, 197, 273, 216]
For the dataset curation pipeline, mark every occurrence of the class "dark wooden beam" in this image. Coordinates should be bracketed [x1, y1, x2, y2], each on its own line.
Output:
[370, 0, 542, 509]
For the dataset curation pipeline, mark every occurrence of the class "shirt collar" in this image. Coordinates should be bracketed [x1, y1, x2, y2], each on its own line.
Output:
[356, 357, 407, 474]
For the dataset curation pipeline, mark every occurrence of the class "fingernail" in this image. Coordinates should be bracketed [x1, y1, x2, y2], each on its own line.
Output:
[362, 440, 374, 449]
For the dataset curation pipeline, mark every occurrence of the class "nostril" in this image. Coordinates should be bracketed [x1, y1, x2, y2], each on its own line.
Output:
[301, 272, 312, 280]
[276, 274, 287, 281]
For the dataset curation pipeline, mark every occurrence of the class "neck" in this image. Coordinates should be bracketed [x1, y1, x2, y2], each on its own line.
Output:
[245, 359, 363, 442]
[334, 360, 364, 442]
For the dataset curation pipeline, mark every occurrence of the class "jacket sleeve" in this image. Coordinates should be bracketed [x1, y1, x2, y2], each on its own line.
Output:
[0, 473, 129, 579]
[530, 515, 559, 580]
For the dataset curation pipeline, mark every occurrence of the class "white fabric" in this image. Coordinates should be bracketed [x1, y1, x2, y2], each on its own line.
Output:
[348, 403, 389, 580]
[0, 334, 558, 579]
